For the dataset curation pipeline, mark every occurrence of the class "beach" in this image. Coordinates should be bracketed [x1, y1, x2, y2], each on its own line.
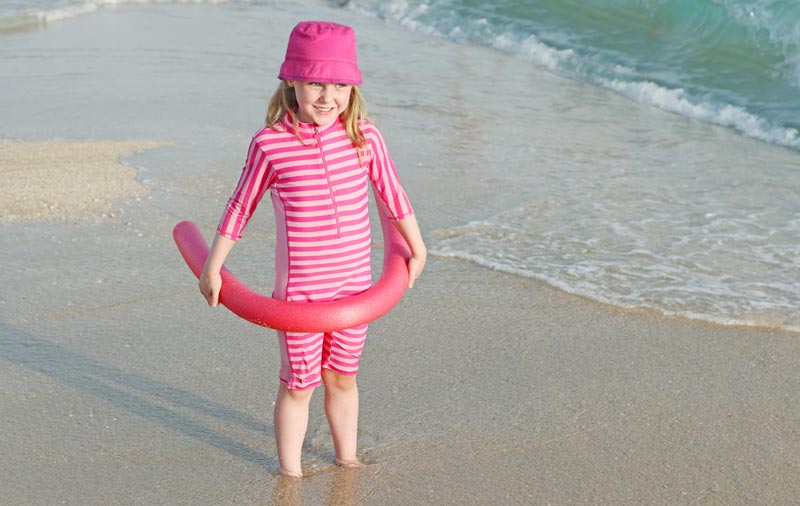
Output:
[2, 1, 800, 504]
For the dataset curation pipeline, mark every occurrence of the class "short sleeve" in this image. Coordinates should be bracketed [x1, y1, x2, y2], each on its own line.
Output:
[364, 122, 413, 221]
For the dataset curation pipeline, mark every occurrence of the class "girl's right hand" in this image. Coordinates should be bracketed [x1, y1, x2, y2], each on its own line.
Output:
[199, 271, 222, 307]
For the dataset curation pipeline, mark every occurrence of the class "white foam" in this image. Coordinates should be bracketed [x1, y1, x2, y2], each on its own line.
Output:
[429, 183, 800, 335]
[600, 78, 800, 149]
[0, 0, 230, 32]
[432, 245, 800, 334]
[344, 0, 800, 153]
[491, 31, 574, 72]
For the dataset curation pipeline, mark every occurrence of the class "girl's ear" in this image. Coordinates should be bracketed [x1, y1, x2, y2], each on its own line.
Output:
[286, 80, 296, 88]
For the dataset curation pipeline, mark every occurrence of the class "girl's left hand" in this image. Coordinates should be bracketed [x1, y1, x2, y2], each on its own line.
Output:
[407, 252, 426, 288]
[393, 214, 426, 289]
[199, 271, 222, 307]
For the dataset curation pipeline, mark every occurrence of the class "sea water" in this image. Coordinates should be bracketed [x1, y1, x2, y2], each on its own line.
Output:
[347, 0, 800, 332]
[346, 0, 800, 149]
[0, 0, 228, 33]
[2, 0, 799, 332]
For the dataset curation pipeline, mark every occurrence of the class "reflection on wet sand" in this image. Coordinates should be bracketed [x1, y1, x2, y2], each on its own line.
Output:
[268, 475, 302, 506]
[325, 466, 359, 506]
[267, 465, 360, 506]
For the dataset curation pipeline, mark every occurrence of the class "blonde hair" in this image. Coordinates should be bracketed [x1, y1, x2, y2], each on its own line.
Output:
[266, 80, 369, 154]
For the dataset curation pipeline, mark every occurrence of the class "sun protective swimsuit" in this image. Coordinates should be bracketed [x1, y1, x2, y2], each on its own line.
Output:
[218, 113, 413, 390]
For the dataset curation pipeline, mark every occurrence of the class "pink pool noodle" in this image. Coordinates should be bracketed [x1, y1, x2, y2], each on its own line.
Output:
[173, 197, 411, 332]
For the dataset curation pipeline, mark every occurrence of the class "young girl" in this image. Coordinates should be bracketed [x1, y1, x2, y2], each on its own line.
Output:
[198, 21, 426, 478]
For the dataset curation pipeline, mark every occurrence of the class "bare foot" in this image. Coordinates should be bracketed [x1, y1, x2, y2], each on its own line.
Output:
[279, 467, 304, 479]
[335, 459, 365, 469]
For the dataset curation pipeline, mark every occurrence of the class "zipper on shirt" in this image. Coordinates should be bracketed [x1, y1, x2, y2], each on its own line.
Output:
[314, 126, 342, 238]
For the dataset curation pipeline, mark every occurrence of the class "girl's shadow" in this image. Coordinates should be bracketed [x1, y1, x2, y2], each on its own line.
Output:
[0, 322, 277, 469]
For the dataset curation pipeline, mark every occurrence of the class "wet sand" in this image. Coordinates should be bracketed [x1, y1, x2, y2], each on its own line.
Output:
[1, 2, 799, 505]
[1, 153, 798, 503]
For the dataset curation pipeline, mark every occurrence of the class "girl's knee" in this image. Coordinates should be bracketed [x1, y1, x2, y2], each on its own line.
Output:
[280, 382, 316, 402]
[322, 369, 357, 391]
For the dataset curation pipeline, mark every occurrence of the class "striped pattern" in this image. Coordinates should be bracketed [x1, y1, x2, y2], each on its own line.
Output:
[218, 114, 413, 389]
[277, 324, 369, 390]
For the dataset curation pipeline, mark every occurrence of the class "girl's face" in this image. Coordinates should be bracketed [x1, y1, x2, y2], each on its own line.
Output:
[288, 81, 352, 126]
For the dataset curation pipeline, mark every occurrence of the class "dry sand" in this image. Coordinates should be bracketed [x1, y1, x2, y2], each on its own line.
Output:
[0, 141, 162, 222]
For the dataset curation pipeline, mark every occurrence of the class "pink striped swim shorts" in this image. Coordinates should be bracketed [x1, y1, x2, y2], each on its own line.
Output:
[277, 324, 368, 390]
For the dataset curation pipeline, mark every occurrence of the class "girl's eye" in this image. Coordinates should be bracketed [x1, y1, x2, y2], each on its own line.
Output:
[309, 82, 322, 87]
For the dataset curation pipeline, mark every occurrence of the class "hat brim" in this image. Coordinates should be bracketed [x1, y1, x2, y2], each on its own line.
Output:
[278, 60, 362, 85]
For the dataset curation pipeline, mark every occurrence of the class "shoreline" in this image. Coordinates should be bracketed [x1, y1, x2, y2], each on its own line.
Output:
[3, 218, 799, 504]
[1, 132, 794, 335]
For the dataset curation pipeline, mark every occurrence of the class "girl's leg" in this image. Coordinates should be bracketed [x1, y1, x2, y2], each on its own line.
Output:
[274, 383, 315, 477]
[321, 368, 362, 467]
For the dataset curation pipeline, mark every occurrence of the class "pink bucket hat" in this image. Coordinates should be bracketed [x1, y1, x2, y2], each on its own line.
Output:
[278, 21, 363, 85]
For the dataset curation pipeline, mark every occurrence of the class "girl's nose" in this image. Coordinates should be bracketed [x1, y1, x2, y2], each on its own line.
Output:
[319, 84, 334, 101]
[319, 83, 336, 101]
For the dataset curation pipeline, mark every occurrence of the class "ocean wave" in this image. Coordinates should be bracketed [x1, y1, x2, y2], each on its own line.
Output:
[438, 250, 800, 334]
[714, 0, 800, 85]
[487, 26, 800, 150]
[0, 0, 230, 33]
[431, 230, 800, 335]
[344, 0, 800, 152]
[599, 78, 800, 149]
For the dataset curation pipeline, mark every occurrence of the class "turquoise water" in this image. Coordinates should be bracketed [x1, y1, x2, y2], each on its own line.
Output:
[2, 0, 799, 332]
[343, 0, 800, 331]
[347, 0, 800, 150]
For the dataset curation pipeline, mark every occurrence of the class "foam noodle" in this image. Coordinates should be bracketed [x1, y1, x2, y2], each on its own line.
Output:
[173, 196, 411, 332]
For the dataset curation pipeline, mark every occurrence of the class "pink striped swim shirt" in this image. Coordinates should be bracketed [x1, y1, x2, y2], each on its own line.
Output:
[218, 113, 413, 389]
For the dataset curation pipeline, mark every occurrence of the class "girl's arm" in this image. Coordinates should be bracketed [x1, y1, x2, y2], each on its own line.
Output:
[393, 214, 427, 288]
[199, 234, 237, 307]
[203, 134, 271, 307]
